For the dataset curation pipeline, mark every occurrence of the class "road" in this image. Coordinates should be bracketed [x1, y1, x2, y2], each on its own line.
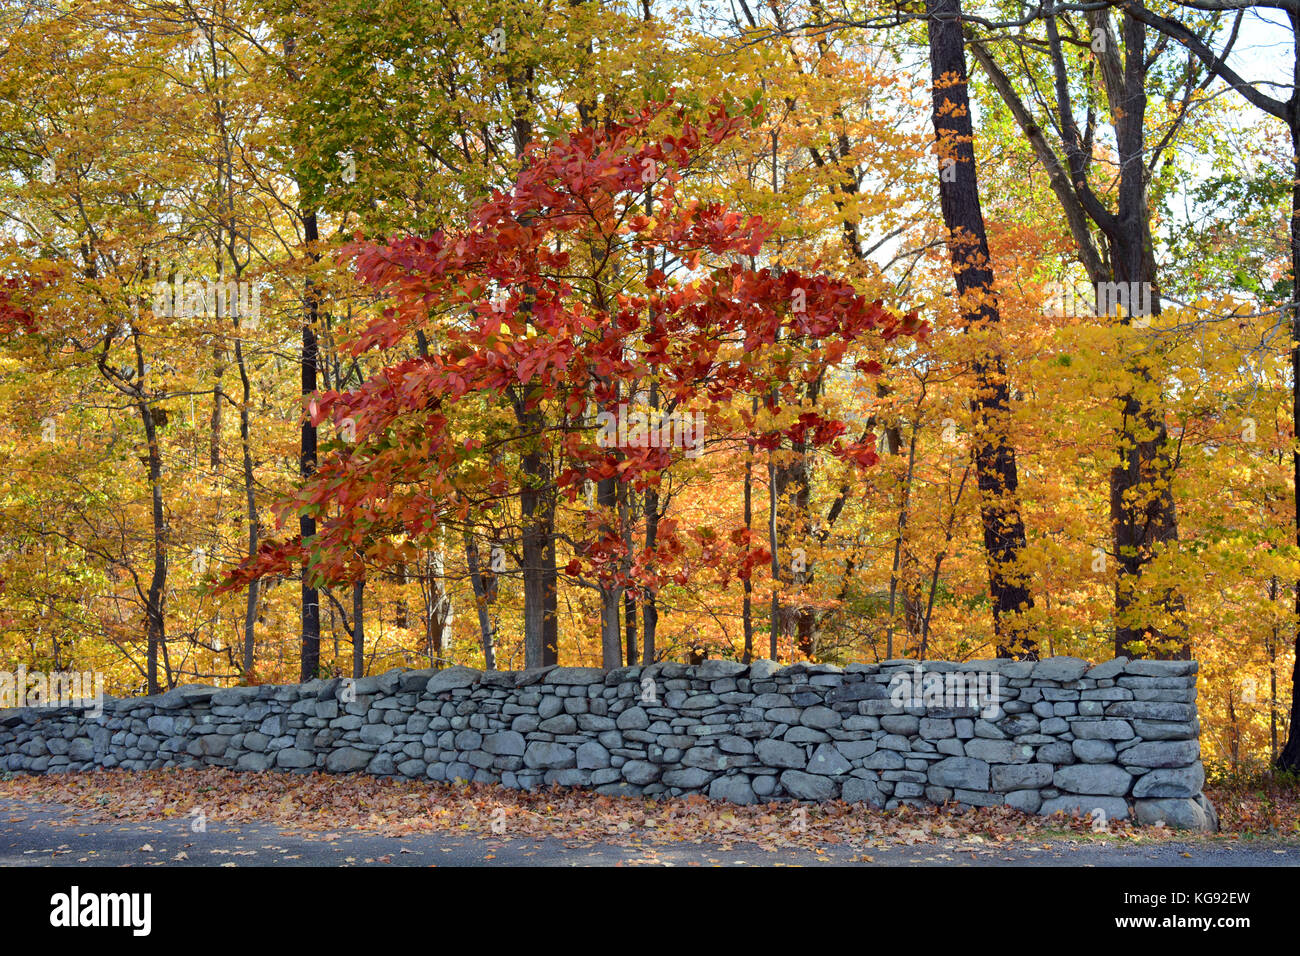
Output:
[2, 797, 1296, 866]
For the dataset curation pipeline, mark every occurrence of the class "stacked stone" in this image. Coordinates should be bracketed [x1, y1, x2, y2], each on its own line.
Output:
[0, 655, 1216, 829]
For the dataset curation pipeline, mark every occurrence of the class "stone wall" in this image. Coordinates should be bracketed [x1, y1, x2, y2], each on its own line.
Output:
[0, 656, 1217, 829]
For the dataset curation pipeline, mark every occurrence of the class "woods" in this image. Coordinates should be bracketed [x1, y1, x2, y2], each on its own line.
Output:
[1, 0, 1297, 777]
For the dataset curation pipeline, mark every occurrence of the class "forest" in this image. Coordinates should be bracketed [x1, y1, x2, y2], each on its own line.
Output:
[0, 0, 1296, 778]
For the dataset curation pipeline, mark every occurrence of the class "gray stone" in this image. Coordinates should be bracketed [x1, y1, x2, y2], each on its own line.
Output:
[784, 726, 830, 744]
[359, 724, 394, 746]
[1072, 739, 1117, 763]
[718, 735, 754, 754]
[806, 744, 851, 776]
[836, 740, 878, 760]
[964, 739, 1033, 764]
[425, 667, 481, 694]
[662, 767, 712, 789]
[1125, 660, 1196, 677]
[538, 714, 578, 734]
[397, 758, 427, 778]
[694, 660, 748, 680]
[1132, 765, 1204, 798]
[544, 667, 606, 685]
[862, 750, 905, 770]
[1107, 701, 1195, 722]
[1070, 719, 1134, 740]
[523, 741, 576, 770]
[1031, 657, 1090, 682]
[1039, 795, 1130, 821]
[755, 738, 806, 769]
[991, 763, 1053, 790]
[780, 770, 836, 800]
[1134, 797, 1217, 830]
[276, 748, 315, 769]
[236, 752, 271, 772]
[188, 734, 230, 757]
[1085, 658, 1128, 680]
[1132, 719, 1199, 740]
[621, 760, 661, 785]
[800, 706, 841, 729]
[880, 715, 919, 735]
[998, 714, 1039, 736]
[841, 777, 885, 807]
[709, 775, 757, 804]
[1053, 764, 1132, 796]
[1003, 789, 1042, 813]
[576, 741, 611, 770]
[1120, 740, 1199, 769]
[615, 706, 650, 731]
[953, 789, 1001, 807]
[483, 731, 526, 756]
[325, 747, 371, 772]
[928, 757, 991, 790]
[918, 718, 955, 739]
[454, 729, 483, 750]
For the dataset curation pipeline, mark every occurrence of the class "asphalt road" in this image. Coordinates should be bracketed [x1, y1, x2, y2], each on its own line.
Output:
[1, 797, 1297, 866]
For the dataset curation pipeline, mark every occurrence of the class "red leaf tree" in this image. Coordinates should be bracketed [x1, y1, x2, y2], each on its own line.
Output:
[221, 98, 922, 669]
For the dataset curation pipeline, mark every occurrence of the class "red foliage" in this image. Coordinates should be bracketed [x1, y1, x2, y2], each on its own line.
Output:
[218, 97, 921, 596]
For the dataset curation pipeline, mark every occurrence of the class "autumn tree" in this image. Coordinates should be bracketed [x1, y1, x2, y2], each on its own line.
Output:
[221, 99, 922, 668]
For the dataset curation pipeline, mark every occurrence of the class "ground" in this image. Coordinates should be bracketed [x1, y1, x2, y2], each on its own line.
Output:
[1, 769, 1296, 867]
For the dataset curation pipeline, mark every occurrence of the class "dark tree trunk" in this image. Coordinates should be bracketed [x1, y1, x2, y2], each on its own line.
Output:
[210, 346, 223, 471]
[1098, 13, 1186, 660]
[597, 472, 623, 669]
[352, 580, 364, 680]
[926, 0, 1035, 658]
[621, 482, 637, 667]
[236, 332, 259, 676]
[465, 530, 497, 670]
[742, 442, 755, 664]
[624, 591, 637, 668]
[521, 424, 559, 668]
[971, 12, 1184, 659]
[1105, 0, 1298, 766]
[1281, 61, 1300, 769]
[140, 396, 167, 694]
[299, 210, 321, 681]
[642, 482, 659, 665]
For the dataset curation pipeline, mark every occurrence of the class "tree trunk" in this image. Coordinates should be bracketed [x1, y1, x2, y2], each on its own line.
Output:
[235, 329, 259, 676]
[971, 13, 1185, 660]
[1101, 13, 1186, 660]
[597, 468, 623, 668]
[140, 397, 167, 694]
[299, 210, 321, 681]
[621, 483, 637, 666]
[596, 374, 621, 669]
[1280, 85, 1300, 770]
[926, 0, 1035, 658]
[352, 580, 364, 679]
[642, 482, 659, 665]
[767, 450, 781, 661]
[742, 439, 755, 664]
[521, 422, 559, 667]
[420, 544, 453, 666]
[465, 530, 497, 670]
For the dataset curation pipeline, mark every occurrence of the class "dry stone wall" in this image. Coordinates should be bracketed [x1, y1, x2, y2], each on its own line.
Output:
[0, 656, 1217, 829]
